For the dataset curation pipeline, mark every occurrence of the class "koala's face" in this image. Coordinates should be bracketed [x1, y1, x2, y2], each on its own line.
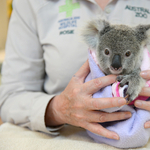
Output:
[81, 19, 150, 75]
[97, 27, 140, 75]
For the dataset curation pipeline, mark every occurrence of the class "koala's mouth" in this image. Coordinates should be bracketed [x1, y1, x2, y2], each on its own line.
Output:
[109, 66, 123, 75]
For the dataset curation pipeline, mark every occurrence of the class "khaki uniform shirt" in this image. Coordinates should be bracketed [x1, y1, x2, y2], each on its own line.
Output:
[0, 0, 150, 135]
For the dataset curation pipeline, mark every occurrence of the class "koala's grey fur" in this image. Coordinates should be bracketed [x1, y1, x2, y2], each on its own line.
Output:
[81, 18, 150, 102]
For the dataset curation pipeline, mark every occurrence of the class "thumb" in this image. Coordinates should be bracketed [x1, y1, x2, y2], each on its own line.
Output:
[140, 70, 150, 80]
[75, 60, 90, 82]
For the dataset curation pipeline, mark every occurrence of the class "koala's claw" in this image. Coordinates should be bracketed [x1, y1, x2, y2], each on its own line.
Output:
[124, 94, 131, 104]
[119, 79, 128, 87]
[116, 72, 144, 105]
[124, 94, 129, 100]
[127, 100, 132, 105]
[116, 75, 124, 82]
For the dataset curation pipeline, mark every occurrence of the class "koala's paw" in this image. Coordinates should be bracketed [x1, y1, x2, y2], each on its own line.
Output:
[116, 74, 145, 102]
[116, 75, 124, 82]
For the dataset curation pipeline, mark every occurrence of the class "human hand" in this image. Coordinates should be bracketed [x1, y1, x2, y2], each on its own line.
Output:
[45, 60, 131, 140]
[134, 70, 150, 128]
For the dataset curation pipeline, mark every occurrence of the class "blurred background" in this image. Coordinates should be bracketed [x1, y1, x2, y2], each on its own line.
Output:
[0, 0, 12, 124]
[0, 0, 12, 85]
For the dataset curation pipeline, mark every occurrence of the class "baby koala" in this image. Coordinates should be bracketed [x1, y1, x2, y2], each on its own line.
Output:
[81, 19, 150, 103]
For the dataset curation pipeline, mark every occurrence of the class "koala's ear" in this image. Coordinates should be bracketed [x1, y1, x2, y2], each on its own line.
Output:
[134, 24, 150, 45]
[81, 19, 111, 49]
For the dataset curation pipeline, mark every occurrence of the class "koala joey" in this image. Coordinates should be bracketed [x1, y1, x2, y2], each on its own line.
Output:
[81, 19, 150, 103]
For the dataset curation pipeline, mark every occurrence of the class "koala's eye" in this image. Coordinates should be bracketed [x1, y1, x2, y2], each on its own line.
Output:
[125, 51, 131, 57]
[104, 49, 110, 55]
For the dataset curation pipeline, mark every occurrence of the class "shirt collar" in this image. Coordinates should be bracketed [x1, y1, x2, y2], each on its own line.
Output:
[45, 0, 113, 6]
[87, 0, 96, 3]
[85, 0, 113, 5]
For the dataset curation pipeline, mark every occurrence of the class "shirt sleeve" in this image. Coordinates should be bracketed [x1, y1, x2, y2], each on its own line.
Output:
[0, 0, 63, 135]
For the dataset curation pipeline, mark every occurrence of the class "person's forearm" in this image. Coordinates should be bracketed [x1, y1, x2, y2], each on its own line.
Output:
[0, 90, 54, 134]
[45, 95, 65, 127]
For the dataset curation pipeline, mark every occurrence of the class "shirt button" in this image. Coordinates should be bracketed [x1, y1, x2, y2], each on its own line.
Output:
[105, 8, 111, 14]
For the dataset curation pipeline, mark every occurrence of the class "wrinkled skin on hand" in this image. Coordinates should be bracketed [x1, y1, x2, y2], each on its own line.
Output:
[45, 60, 132, 140]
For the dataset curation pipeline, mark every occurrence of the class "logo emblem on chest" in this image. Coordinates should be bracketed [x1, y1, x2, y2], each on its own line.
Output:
[125, 5, 150, 19]
[59, 0, 80, 17]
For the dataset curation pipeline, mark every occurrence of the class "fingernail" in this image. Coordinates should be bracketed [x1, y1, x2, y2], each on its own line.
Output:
[118, 99, 126, 106]
[145, 123, 150, 128]
[125, 113, 132, 118]
[135, 101, 142, 107]
[113, 134, 119, 140]
[140, 71, 148, 78]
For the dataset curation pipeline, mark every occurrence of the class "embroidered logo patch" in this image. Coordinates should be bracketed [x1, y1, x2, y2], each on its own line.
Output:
[60, 30, 74, 35]
[59, 0, 80, 17]
[58, 17, 80, 35]
[125, 5, 150, 18]
[58, 17, 80, 30]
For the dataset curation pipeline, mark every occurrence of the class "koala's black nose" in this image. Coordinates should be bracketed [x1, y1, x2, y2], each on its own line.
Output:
[111, 54, 122, 70]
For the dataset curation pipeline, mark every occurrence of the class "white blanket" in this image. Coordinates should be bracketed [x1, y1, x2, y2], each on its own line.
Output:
[0, 123, 150, 150]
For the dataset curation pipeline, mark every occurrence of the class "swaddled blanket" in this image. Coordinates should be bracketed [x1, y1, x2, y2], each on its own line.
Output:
[84, 48, 150, 149]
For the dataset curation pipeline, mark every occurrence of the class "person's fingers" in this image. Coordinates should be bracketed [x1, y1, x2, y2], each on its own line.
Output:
[83, 75, 117, 94]
[140, 70, 150, 80]
[144, 121, 150, 129]
[86, 97, 126, 110]
[87, 111, 132, 123]
[85, 123, 120, 140]
[139, 87, 150, 97]
[74, 60, 90, 82]
[134, 100, 150, 111]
